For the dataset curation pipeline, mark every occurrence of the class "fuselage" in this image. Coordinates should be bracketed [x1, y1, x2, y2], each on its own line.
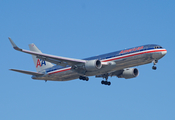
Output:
[32, 44, 167, 81]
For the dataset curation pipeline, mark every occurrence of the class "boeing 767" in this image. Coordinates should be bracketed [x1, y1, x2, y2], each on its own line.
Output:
[9, 37, 167, 86]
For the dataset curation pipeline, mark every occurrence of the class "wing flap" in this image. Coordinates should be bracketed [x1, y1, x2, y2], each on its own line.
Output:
[10, 69, 44, 76]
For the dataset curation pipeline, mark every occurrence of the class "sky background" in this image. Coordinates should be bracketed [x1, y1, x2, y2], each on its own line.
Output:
[0, 0, 175, 120]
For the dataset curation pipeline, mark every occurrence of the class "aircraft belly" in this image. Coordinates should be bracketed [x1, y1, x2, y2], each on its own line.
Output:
[33, 70, 80, 81]
[48, 70, 80, 81]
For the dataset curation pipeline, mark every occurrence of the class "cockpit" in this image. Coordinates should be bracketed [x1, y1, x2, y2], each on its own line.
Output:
[154, 46, 163, 49]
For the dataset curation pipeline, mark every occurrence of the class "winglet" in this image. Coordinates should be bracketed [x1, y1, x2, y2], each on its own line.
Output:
[8, 37, 22, 51]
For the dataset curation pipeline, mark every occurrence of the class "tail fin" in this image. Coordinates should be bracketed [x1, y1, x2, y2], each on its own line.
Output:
[29, 43, 54, 73]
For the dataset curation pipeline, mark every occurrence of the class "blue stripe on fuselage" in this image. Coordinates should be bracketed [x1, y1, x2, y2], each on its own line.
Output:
[45, 44, 161, 73]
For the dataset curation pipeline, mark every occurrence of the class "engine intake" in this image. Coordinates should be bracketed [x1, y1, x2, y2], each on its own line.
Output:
[85, 60, 102, 71]
[118, 68, 139, 79]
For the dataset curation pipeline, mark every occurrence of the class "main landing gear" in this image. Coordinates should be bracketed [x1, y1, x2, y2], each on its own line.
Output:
[101, 80, 111, 86]
[101, 74, 111, 86]
[79, 76, 89, 81]
[152, 60, 158, 70]
[96, 74, 111, 86]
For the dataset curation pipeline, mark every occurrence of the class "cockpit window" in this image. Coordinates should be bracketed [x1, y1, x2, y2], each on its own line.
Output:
[154, 46, 163, 49]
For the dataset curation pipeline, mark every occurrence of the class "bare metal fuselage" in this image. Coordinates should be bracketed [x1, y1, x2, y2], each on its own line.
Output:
[32, 49, 166, 81]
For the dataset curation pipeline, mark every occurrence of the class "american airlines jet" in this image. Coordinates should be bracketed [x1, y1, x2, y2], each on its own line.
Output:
[9, 38, 167, 86]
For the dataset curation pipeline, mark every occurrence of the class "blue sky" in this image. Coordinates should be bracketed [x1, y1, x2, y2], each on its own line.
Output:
[1, 0, 175, 120]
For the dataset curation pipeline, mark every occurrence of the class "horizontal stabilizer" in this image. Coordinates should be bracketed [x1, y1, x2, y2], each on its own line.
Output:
[10, 69, 44, 76]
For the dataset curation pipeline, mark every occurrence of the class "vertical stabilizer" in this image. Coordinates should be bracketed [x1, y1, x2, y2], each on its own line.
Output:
[29, 43, 54, 73]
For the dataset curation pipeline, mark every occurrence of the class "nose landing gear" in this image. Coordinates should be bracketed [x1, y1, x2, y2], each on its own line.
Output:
[152, 60, 158, 70]
[152, 66, 157, 70]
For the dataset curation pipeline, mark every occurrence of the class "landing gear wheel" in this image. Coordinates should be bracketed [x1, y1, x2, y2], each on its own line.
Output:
[152, 60, 158, 70]
[86, 77, 89, 81]
[101, 80, 111, 86]
[101, 80, 105, 84]
[108, 82, 111, 86]
[79, 76, 89, 81]
[152, 66, 157, 70]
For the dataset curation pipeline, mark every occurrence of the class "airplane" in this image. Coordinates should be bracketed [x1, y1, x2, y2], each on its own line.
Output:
[9, 37, 167, 86]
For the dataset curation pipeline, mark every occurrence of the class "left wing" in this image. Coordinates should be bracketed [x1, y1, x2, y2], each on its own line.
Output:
[9, 37, 86, 67]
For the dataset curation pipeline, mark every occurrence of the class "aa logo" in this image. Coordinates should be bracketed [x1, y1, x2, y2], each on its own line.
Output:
[36, 59, 46, 68]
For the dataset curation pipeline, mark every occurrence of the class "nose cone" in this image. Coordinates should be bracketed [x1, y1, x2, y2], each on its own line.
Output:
[162, 49, 167, 56]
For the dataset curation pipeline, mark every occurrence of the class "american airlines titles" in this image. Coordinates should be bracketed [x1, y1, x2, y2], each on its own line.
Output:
[119, 46, 143, 54]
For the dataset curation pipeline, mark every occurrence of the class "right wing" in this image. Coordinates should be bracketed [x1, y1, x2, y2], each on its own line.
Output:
[9, 37, 86, 67]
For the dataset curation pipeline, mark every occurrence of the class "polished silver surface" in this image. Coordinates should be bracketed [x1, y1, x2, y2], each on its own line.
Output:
[33, 50, 167, 81]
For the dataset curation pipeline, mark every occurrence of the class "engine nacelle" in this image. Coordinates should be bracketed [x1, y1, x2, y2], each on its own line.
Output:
[85, 60, 102, 71]
[118, 68, 139, 79]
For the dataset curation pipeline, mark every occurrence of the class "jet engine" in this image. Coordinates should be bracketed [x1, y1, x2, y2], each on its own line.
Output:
[85, 60, 102, 71]
[118, 68, 139, 79]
